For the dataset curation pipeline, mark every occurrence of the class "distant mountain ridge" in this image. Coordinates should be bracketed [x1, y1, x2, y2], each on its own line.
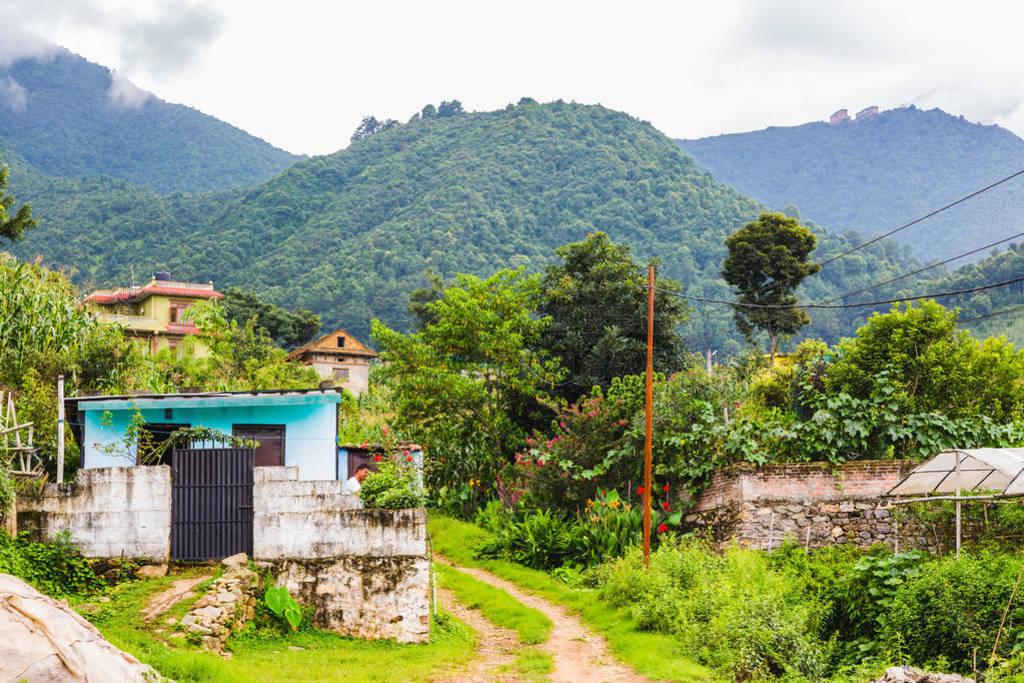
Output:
[8, 99, 928, 352]
[677, 107, 1024, 262]
[0, 50, 300, 193]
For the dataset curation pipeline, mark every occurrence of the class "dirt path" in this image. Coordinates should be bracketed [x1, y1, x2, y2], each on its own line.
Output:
[432, 584, 522, 682]
[141, 573, 211, 622]
[437, 557, 648, 683]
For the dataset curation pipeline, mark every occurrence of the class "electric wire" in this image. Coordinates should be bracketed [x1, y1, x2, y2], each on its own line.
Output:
[958, 304, 1024, 325]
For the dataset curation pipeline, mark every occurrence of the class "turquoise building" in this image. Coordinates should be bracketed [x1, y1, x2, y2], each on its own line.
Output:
[68, 389, 342, 480]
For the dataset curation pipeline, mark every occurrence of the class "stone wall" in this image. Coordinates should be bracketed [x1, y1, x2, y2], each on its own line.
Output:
[253, 466, 429, 643]
[16, 466, 170, 562]
[686, 460, 932, 551]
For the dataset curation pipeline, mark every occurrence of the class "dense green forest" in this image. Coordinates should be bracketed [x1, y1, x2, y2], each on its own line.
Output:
[7, 99, 937, 351]
[677, 106, 1024, 262]
[0, 51, 299, 192]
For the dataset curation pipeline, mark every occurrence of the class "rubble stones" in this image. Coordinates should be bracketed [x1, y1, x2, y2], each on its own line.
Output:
[873, 665, 973, 683]
[178, 553, 261, 654]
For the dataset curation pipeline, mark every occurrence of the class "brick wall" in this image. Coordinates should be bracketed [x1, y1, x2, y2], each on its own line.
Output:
[688, 460, 930, 551]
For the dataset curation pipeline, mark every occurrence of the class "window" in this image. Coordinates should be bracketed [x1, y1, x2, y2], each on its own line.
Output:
[169, 300, 192, 323]
[336, 336, 346, 348]
[333, 367, 350, 380]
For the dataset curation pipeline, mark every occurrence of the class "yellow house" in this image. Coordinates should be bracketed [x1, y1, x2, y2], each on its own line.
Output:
[285, 328, 378, 396]
[84, 272, 223, 355]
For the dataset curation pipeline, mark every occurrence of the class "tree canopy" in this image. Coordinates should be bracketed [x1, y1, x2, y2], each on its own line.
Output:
[0, 160, 35, 243]
[722, 213, 820, 358]
[220, 286, 321, 349]
[537, 232, 689, 400]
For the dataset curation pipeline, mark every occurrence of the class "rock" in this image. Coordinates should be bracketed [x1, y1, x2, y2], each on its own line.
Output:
[169, 632, 186, 639]
[831, 526, 845, 538]
[872, 665, 973, 683]
[75, 603, 101, 616]
[0, 574, 161, 681]
[874, 508, 891, 519]
[201, 635, 221, 652]
[246, 606, 255, 620]
[193, 595, 215, 609]
[188, 624, 212, 635]
[165, 617, 177, 625]
[198, 605, 223, 620]
[288, 646, 305, 651]
[136, 564, 168, 579]
[180, 614, 198, 627]
[97, 596, 112, 603]
[222, 553, 248, 568]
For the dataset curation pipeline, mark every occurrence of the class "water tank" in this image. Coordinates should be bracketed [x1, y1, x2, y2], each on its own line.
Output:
[154, 271, 171, 281]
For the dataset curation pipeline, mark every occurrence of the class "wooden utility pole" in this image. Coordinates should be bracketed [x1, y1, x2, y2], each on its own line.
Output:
[643, 266, 654, 567]
[56, 375, 65, 483]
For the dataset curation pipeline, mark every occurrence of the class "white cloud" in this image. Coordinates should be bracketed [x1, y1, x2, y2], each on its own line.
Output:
[107, 69, 152, 108]
[0, 76, 27, 112]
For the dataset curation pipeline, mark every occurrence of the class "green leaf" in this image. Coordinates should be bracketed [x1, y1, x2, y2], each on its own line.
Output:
[264, 585, 289, 615]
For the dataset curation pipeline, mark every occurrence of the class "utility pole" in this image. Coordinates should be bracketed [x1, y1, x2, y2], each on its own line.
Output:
[643, 266, 654, 567]
[56, 375, 65, 483]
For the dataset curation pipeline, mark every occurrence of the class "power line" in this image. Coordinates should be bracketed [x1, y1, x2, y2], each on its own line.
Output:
[652, 273, 1024, 310]
[959, 304, 1024, 325]
[753, 168, 1024, 295]
[825, 229, 1024, 303]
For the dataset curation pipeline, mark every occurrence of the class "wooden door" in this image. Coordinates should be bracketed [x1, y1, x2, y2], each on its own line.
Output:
[232, 424, 285, 467]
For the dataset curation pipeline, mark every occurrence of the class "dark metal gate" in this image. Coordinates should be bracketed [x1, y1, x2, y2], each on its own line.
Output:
[171, 447, 255, 561]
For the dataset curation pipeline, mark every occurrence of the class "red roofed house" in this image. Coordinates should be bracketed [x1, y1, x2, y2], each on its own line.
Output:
[285, 328, 378, 396]
[84, 271, 223, 356]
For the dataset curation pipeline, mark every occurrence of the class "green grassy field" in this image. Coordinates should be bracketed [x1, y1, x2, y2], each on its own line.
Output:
[77, 567, 476, 682]
[427, 513, 713, 683]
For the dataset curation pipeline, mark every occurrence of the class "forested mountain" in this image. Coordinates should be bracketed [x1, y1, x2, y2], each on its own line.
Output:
[8, 100, 929, 351]
[0, 50, 299, 192]
[677, 107, 1024, 262]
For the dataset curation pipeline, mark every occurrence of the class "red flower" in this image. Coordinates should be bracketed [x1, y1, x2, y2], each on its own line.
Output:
[663, 483, 669, 493]
[657, 523, 668, 533]
[440, 458, 445, 463]
[407, 455, 413, 462]
[373, 454, 381, 462]
[637, 486, 644, 495]
[403, 449, 409, 456]
[382, 426, 389, 435]
[619, 420, 627, 426]
[662, 501, 670, 511]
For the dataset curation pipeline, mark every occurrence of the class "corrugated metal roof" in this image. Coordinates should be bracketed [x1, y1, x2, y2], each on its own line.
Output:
[887, 448, 1024, 496]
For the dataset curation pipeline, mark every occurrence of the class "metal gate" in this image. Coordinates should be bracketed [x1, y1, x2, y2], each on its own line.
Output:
[171, 447, 255, 561]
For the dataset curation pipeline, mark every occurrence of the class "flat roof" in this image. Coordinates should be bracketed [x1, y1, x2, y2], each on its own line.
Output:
[69, 388, 343, 412]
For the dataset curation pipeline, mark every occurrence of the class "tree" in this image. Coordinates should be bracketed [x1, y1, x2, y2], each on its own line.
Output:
[372, 268, 564, 463]
[722, 213, 820, 360]
[537, 232, 689, 401]
[351, 116, 383, 142]
[220, 286, 321, 349]
[0, 159, 36, 243]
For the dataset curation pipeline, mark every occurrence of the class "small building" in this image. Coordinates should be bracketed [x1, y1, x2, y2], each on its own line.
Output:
[829, 108, 850, 124]
[84, 272, 222, 355]
[68, 389, 342, 480]
[855, 105, 879, 121]
[285, 328, 378, 396]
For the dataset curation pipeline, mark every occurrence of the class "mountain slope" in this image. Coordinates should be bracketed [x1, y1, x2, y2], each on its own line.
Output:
[0, 50, 300, 193]
[677, 107, 1024, 262]
[8, 100, 927, 350]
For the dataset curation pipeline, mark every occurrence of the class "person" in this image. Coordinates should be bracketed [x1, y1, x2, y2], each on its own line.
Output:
[344, 464, 371, 496]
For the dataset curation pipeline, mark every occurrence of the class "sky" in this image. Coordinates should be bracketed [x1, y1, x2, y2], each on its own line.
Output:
[2, 0, 1023, 156]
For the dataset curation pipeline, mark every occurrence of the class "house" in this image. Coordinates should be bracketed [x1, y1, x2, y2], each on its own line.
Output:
[68, 388, 342, 480]
[829, 108, 850, 124]
[84, 272, 222, 355]
[855, 105, 879, 121]
[285, 328, 379, 396]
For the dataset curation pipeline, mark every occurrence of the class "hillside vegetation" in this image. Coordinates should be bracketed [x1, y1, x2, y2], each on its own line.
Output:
[678, 106, 1024, 262]
[0, 51, 299, 192]
[8, 99, 933, 348]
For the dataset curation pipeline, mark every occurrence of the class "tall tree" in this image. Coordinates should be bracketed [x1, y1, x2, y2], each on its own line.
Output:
[0, 160, 36, 243]
[537, 232, 689, 401]
[722, 213, 820, 360]
[220, 287, 321, 349]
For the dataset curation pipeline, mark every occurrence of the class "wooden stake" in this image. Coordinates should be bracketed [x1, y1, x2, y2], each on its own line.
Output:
[56, 375, 65, 483]
[643, 266, 654, 568]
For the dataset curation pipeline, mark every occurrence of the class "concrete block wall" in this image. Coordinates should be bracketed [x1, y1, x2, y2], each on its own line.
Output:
[688, 460, 928, 551]
[16, 466, 171, 562]
[252, 466, 429, 643]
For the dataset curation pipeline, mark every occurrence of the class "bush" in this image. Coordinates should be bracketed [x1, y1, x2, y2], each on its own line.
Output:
[0, 530, 103, 596]
[475, 509, 584, 570]
[879, 552, 1018, 669]
[360, 459, 424, 509]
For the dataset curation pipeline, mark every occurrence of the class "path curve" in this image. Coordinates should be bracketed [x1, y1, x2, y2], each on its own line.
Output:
[141, 573, 211, 622]
[432, 584, 521, 682]
[437, 557, 649, 683]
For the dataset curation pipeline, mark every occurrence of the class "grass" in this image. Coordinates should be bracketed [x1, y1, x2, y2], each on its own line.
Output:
[434, 561, 552, 644]
[427, 513, 712, 683]
[76, 567, 477, 682]
[511, 648, 554, 681]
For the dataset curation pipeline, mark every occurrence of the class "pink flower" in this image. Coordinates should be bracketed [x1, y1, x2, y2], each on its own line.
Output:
[403, 449, 409, 456]
[382, 425, 389, 435]
[619, 420, 627, 426]
[588, 411, 595, 418]
[560, 421, 567, 429]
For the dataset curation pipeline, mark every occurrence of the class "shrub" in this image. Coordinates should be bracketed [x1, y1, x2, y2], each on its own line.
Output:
[879, 552, 1018, 669]
[360, 459, 424, 509]
[475, 509, 584, 570]
[0, 530, 103, 596]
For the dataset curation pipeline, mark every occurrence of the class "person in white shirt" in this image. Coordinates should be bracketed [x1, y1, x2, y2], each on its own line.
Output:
[344, 464, 371, 496]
